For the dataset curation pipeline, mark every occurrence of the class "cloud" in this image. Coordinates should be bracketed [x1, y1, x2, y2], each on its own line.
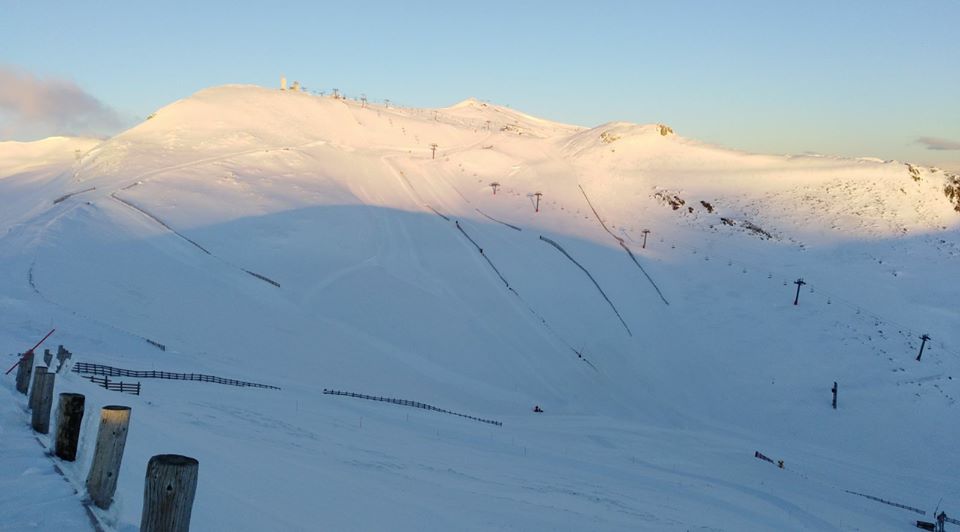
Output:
[0, 65, 123, 139]
[917, 136, 960, 151]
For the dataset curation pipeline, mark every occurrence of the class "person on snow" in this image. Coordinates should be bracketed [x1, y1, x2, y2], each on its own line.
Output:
[533, 405, 543, 413]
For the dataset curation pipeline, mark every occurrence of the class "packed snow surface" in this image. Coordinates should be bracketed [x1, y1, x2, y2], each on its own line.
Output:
[2, 85, 958, 530]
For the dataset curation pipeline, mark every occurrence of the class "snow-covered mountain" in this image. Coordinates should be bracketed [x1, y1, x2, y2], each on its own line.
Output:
[2, 84, 958, 531]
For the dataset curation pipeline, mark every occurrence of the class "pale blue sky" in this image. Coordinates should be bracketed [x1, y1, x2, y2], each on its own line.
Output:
[2, 0, 958, 169]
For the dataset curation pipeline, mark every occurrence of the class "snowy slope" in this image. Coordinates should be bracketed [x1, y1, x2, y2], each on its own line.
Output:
[1, 85, 958, 531]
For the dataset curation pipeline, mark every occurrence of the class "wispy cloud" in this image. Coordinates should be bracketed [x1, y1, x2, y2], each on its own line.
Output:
[917, 136, 960, 151]
[0, 65, 123, 139]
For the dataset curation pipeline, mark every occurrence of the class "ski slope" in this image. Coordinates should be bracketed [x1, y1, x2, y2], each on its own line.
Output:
[1, 84, 958, 531]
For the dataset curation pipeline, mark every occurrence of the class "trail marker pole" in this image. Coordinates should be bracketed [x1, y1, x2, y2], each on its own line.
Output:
[793, 278, 806, 305]
[831, 382, 837, 409]
[430, 143, 438, 159]
[490, 182, 500, 195]
[916, 334, 931, 361]
[641, 229, 651, 249]
[534, 192, 542, 213]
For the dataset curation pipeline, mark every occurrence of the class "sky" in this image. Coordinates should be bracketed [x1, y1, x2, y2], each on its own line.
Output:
[2, 0, 959, 170]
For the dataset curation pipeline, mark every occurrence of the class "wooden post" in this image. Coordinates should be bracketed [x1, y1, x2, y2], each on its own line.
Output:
[43, 348, 52, 367]
[56, 345, 71, 372]
[86, 406, 132, 509]
[28, 366, 48, 411]
[533, 192, 542, 212]
[140, 454, 199, 532]
[15, 351, 34, 394]
[831, 382, 837, 409]
[641, 229, 651, 249]
[30, 371, 56, 434]
[54, 393, 85, 461]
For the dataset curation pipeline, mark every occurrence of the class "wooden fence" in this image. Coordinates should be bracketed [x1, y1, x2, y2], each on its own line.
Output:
[85, 375, 141, 395]
[323, 389, 502, 426]
[73, 362, 280, 390]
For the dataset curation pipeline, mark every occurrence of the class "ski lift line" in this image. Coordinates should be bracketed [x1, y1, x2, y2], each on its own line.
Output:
[538, 235, 633, 337]
[576, 184, 670, 306]
[657, 231, 960, 360]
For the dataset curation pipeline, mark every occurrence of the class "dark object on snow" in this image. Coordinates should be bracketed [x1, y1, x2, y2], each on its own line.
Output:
[917, 520, 936, 531]
[55, 345, 72, 372]
[15, 351, 34, 394]
[916, 333, 931, 361]
[533, 405, 543, 413]
[777, 460, 784, 469]
[793, 278, 806, 305]
[54, 393, 85, 461]
[73, 361, 279, 390]
[832, 381, 838, 409]
[754, 451, 774, 464]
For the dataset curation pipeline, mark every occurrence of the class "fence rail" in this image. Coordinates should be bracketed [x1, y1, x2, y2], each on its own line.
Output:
[323, 389, 502, 426]
[73, 362, 280, 390]
[85, 375, 141, 395]
[843, 490, 927, 515]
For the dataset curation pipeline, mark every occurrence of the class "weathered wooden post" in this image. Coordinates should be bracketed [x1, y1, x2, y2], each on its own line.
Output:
[56, 345, 71, 372]
[43, 348, 53, 367]
[140, 454, 199, 532]
[15, 351, 34, 394]
[831, 382, 838, 409]
[86, 406, 132, 509]
[30, 371, 56, 434]
[54, 393, 85, 461]
[28, 366, 48, 411]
